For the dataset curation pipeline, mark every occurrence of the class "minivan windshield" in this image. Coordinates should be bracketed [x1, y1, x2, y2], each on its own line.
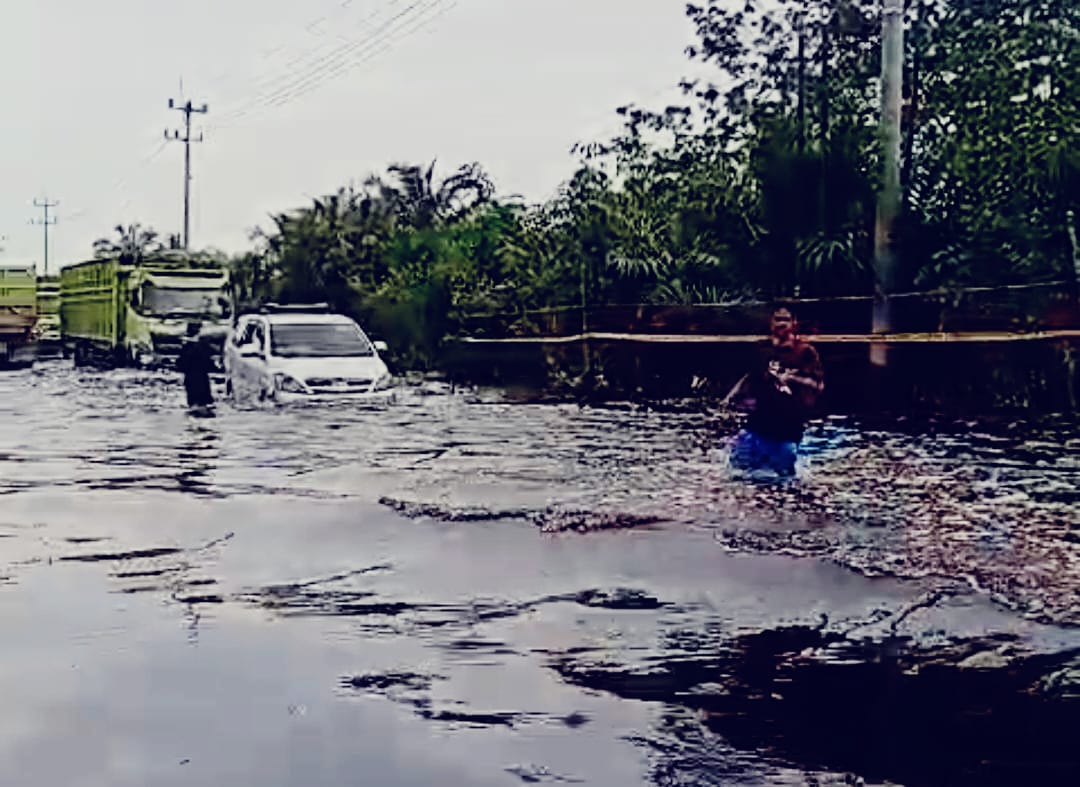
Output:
[269, 322, 374, 358]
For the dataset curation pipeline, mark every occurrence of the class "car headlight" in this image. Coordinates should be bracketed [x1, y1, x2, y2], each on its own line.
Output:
[372, 372, 394, 391]
[274, 373, 307, 394]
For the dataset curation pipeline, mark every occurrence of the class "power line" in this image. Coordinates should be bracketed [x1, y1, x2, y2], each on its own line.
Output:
[213, 1, 425, 123]
[213, 0, 448, 127]
[166, 98, 209, 249]
[255, 0, 452, 115]
[47, 0, 454, 253]
[66, 140, 171, 224]
[70, 0, 453, 232]
[60, 3, 393, 229]
[262, 0, 454, 112]
[204, 0, 408, 114]
[201, 0, 387, 103]
[31, 198, 59, 276]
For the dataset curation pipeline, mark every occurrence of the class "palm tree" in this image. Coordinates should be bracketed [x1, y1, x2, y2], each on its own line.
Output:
[92, 223, 163, 264]
[385, 160, 494, 229]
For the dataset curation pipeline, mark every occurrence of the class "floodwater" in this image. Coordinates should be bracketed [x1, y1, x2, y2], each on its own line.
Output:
[1, 362, 1078, 786]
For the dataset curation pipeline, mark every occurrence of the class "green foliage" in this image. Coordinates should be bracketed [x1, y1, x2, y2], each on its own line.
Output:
[909, 0, 1080, 287]
[132, 0, 1078, 371]
[92, 223, 163, 264]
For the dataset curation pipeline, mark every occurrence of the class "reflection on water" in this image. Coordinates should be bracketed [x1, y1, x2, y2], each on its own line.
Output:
[1, 361, 1079, 785]
[176, 419, 220, 496]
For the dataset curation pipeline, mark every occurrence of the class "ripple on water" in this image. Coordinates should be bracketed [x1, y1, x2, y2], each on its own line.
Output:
[3, 364, 1080, 785]
[3, 363, 1079, 623]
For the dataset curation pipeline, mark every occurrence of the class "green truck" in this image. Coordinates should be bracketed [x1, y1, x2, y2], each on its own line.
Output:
[60, 251, 234, 369]
[0, 265, 39, 367]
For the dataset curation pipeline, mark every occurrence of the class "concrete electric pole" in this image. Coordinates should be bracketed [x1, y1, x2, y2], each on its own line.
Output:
[32, 198, 59, 275]
[871, 0, 904, 368]
[165, 97, 208, 250]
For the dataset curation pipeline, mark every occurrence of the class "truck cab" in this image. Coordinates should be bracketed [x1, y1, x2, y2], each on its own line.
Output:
[123, 263, 233, 370]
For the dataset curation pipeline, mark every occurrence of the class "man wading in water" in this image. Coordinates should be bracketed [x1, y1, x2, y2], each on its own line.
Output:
[177, 321, 215, 412]
[724, 305, 824, 476]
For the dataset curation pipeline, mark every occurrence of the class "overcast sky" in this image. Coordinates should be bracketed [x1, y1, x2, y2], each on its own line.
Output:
[0, 0, 705, 272]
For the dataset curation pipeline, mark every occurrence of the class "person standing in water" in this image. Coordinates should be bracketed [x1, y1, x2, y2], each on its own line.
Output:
[726, 305, 824, 476]
[176, 321, 215, 410]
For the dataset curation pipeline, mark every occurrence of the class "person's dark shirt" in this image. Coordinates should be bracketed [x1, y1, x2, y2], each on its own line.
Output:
[177, 337, 213, 375]
[744, 339, 824, 442]
[177, 338, 214, 405]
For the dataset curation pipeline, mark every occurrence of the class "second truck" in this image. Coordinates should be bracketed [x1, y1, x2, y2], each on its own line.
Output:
[60, 250, 234, 370]
[0, 265, 38, 367]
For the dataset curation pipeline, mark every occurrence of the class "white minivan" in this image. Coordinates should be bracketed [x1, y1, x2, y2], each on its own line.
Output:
[224, 305, 394, 403]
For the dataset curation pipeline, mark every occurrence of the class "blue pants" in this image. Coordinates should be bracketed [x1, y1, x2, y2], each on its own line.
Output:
[730, 430, 799, 476]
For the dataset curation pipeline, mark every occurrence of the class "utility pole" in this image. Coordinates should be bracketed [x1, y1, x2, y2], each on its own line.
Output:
[871, 0, 904, 368]
[32, 198, 59, 276]
[165, 97, 208, 249]
[796, 14, 806, 154]
[1068, 209, 1079, 297]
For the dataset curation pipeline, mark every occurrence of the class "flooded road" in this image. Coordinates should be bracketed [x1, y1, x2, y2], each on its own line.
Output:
[1, 362, 1078, 785]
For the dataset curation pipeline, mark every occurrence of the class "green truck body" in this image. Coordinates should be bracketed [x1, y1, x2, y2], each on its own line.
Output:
[0, 266, 39, 366]
[60, 252, 233, 368]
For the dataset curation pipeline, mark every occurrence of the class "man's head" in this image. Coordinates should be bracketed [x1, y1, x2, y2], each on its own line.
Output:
[186, 321, 202, 338]
[769, 305, 796, 346]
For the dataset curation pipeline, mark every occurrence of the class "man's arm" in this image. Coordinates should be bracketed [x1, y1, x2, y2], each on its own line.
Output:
[778, 370, 824, 393]
[718, 374, 750, 407]
[779, 345, 825, 394]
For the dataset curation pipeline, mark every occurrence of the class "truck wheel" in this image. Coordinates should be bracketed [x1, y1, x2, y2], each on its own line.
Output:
[73, 343, 86, 367]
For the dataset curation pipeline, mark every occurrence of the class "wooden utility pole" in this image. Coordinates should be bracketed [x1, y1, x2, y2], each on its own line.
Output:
[165, 97, 208, 249]
[32, 198, 59, 276]
[871, 0, 904, 367]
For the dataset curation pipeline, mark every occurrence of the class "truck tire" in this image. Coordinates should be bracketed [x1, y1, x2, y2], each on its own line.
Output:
[73, 342, 86, 367]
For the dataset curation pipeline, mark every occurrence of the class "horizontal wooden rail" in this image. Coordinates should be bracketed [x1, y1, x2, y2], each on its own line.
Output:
[456, 329, 1080, 345]
[460, 281, 1076, 322]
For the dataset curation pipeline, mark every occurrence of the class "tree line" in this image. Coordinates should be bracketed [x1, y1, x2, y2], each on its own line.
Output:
[96, 0, 1079, 367]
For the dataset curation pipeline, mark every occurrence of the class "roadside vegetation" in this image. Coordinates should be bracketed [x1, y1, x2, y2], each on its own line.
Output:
[99, 1, 1080, 368]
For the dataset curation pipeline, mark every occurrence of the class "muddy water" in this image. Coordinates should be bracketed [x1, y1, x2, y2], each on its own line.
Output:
[1, 362, 1078, 786]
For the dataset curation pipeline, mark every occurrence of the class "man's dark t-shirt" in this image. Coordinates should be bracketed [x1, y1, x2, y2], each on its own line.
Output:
[744, 340, 824, 443]
[176, 338, 214, 407]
